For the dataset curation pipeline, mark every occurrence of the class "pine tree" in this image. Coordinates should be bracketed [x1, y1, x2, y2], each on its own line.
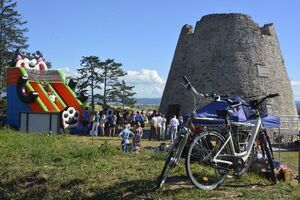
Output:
[110, 80, 136, 109]
[0, 0, 28, 100]
[100, 59, 127, 106]
[76, 56, 103, 111]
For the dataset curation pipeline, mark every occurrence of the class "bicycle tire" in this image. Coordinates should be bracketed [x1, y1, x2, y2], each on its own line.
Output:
[185, 130, 230, 190]
[259, 132, 277, 183]
[157, 136, 184, 188]
[264, 130, 274, 157]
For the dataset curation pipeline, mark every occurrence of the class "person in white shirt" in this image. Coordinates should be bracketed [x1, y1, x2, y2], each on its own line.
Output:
[161, 115, 167, 140]
[169, 115, 179, 143]
[99, 111, 106, 136]
[47, 91, 56, 102]
[149, 115, 158, 141]
[157, 113, 163, 140]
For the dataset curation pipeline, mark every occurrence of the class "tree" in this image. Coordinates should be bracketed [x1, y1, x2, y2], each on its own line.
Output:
[100, 59, 127, 105]
[76, 56, 102, 111]
[0, 0, 28, 100]
[110, 80, 136, 110]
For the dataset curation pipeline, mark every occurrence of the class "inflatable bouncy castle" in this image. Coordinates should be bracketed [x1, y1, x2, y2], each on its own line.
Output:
[6, 49, 87, 133]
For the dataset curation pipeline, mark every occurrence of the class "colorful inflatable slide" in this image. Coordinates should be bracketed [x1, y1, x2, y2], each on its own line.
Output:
[6, 49, 86, 131]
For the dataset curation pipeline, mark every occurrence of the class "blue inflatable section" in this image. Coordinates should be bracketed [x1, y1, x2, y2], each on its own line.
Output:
[185, 97, 280, 128]
[7, 85, 32, 129]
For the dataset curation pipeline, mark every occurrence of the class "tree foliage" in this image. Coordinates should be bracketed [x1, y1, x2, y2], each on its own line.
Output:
[110, 80, 136, 107]
[0, 0, 28, 99]
[100, 59, 127, 105]
[76, 56, 102, 111]
[76, 56, 136, 109]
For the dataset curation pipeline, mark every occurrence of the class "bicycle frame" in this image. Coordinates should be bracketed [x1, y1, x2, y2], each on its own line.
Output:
[213, 116, 262, 165]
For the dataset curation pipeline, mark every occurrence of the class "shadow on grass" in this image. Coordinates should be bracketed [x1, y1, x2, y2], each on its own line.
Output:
[60, 178, 85, 190]
[90, 177, 197, 200]
[0, 170, 86, 199]
[90, 179, 158, 199]
[0, 171, 48, 199]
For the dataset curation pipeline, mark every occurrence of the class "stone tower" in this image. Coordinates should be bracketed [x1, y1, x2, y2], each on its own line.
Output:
[159, 13, 297, 117]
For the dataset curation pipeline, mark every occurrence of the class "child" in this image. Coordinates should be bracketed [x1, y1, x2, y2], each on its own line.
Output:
[133, 122, 143, 154]
[119, 125, 135, 153]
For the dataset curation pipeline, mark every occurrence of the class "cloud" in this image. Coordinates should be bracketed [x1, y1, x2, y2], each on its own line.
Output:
[125, 69, 165, 85]
[58, 66, 79, 78]
[291, 81, 300, 88]
[124, 69, 166, 98]
[291, 80, 300, 100]
[57, 67, 166, 98]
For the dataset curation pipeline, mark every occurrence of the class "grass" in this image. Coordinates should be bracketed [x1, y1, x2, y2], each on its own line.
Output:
[274, 151, 299, 175]
[0, 128, 300, 199]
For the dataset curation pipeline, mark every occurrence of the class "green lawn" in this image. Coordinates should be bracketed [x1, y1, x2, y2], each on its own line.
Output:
[274, 151, 299, 176]
[0, 129, 299, 199]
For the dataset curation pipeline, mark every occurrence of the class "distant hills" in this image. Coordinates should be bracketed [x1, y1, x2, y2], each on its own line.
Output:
[135, 99, 300, 111]
[135, 98, 161, 105]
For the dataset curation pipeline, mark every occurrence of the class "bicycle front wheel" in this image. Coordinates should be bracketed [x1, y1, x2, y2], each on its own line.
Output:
[185, 130, 230, 190]
[157, 138, 181, 188]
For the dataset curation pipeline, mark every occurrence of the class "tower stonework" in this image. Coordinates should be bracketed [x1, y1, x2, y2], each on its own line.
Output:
[159, 13, 297, 117]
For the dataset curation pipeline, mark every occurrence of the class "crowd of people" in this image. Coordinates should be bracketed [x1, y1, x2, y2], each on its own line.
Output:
[82, 107, 184, 153]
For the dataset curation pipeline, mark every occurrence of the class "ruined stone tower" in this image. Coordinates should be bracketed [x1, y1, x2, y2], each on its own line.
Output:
[159, 13, 297, 117]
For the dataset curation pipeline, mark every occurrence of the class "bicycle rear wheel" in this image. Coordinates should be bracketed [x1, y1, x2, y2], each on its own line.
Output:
[185, 130, 230, 190]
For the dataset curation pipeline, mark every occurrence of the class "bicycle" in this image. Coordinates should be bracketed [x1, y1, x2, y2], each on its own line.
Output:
[157, 76, 226, 188]
[157, 76, 279, 190]
[185, 92, 279, 189]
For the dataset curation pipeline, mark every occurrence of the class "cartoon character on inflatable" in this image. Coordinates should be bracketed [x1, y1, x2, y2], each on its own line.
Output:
[61, 107, 80, 129]
[12, 49, 48, 71]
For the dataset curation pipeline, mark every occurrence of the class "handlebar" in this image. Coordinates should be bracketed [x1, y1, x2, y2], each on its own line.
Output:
[182, 76, 202, 98]
[267, 93, 280, 98]
[182, 76, 228, 100]
[226, 93, 280, 109]
[183, 76, 190, 86]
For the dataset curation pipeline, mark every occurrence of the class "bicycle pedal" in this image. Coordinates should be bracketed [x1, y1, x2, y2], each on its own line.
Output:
[227, 175, 234, 179]
[233, 173, 242, 179]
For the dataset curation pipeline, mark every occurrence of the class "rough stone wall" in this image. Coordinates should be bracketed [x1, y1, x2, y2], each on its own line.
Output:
[159, 13, 297, 117]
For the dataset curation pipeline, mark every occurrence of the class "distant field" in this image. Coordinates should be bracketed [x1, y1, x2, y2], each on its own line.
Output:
[0, 129, 300, 199]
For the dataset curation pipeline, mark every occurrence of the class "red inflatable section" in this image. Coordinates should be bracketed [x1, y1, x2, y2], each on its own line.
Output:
[24, 86, 44, 112]
[30, 82, 57, 112]
[51, 82, 83, 113]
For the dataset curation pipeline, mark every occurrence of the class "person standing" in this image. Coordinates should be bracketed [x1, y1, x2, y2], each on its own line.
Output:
[90, 111, 100, 136]
[82, 107, 90, 134]
[116, 111, 121, 134]
[133, 122, 144, 154]
[99, 111, 106, 136]
[109, 113, 117, 137]
[169, 115, 179, 143]
[161, 115, 167, 140]
[157, 113, 163, 140]
[134, 111, 144, 125]
[119, 125, 135, 153]
[89, 111, 95, 130]
[178, 116, 184, 131]
[149, 114, 158, 141]
[126, 112, 133, 127]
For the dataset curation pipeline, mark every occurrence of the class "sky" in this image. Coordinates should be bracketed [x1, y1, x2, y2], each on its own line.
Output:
[16, 0, 300, 99]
